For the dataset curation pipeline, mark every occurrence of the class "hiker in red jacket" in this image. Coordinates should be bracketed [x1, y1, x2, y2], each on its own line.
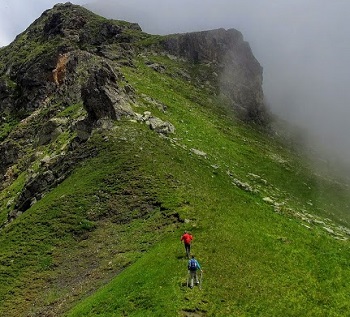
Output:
[180, 231, 193, 258]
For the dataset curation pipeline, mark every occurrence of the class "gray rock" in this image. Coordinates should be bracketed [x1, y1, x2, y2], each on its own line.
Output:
[147, 63, 166, 73]
[37, 118, 65, 145]
[233, 178, 254, 192]
[147, 117, 175, 135]
[190, 148, 207, 157]
[263, 197, 274, 204]
[81, 62, 134, 122]
[162, 28, 269, 124]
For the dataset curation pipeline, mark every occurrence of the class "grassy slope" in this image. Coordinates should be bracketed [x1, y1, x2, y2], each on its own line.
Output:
[66, 56, 350, 316]
[1, 52, 350, 316]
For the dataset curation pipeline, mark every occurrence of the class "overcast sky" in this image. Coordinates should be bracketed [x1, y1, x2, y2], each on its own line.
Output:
[1, 0, 350, 166]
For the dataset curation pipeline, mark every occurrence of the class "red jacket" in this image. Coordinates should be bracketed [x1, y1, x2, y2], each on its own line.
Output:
[181, 233, 193, 245]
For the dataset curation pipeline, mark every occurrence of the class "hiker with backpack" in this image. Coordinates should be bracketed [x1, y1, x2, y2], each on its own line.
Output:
[187, 255, 202, 289]
[180, 231, 193, 259]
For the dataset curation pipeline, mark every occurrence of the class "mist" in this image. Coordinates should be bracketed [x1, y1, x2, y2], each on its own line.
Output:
[1, 0, 350, 173]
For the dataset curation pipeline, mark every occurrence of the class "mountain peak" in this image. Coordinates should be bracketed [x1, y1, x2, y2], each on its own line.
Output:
[23, 2, 142, 47]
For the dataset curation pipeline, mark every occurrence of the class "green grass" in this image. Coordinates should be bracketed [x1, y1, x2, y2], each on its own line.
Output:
[66, 143, 350, 316]
[65, 56, 350, 316]
[0, 116, 19, 142]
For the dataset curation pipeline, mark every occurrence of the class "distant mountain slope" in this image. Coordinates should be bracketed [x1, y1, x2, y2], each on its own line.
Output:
[0, 3, 350, 317]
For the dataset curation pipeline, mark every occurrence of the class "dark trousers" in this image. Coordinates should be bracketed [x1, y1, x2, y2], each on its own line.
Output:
[184, 243, 191, 258]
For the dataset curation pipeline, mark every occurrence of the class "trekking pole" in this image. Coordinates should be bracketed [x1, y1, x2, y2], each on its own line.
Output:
[199, 271, 203, 290]
[186, 270, 190, 288]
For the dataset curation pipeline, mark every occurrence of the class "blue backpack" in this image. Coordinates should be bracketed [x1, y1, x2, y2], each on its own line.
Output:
[188, 259, 197, 271]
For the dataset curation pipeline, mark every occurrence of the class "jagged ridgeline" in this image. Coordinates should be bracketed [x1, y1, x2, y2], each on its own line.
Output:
[1, 2, 350, 317]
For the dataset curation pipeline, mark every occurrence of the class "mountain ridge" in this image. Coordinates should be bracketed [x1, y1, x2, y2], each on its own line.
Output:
[0, 2, 269, 223]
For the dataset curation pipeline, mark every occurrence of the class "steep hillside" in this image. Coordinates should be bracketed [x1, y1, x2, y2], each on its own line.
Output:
[1, 3, 350, 317]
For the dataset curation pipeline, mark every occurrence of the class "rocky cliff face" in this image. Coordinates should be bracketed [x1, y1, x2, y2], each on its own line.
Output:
[0, 2, 268, 222]
[162, 28, 268, 124]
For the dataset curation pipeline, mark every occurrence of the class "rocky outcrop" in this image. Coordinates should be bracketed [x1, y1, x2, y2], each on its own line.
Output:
[162, 28, 268, 124]
[81, 62, 134, 123]
[37, 118, 66, 145]
[8, 143, 98, 220]
[0, 141, 20, 176]
[136, 111, 175, 135]
[52, 53, 69, 85]
[40, 2, 142, 44]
